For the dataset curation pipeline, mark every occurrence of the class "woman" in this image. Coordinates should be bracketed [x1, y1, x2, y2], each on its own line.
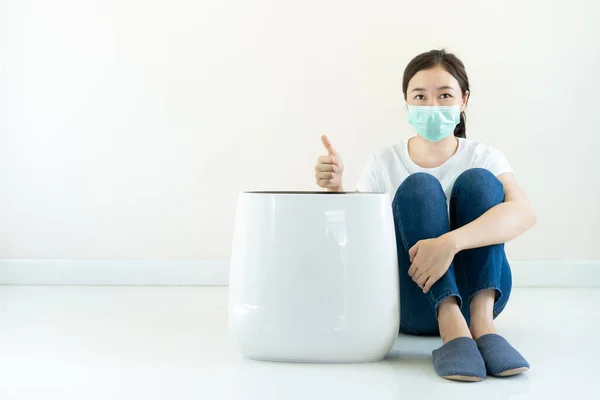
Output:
[314, 49, 536, 382]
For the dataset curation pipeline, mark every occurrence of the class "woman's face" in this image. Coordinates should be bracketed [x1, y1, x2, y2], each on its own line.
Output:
[405, 65, 469, 111]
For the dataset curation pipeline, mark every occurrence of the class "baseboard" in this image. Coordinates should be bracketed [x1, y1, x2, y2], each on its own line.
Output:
[0, 259, 598, 287]
[0, 259, 230, 286]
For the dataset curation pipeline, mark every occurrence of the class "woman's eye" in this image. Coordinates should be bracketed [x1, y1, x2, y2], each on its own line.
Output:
[440, 93, 453, 99]
[414, 94, 425, 100]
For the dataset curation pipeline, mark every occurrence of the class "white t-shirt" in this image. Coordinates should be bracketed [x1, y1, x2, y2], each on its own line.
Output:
[356, 137, 513, 201]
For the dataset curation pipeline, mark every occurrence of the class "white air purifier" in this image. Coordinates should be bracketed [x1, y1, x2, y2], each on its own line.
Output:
[229, 191, 399, 363]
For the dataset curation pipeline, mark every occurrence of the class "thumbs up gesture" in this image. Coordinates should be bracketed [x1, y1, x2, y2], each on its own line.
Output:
[315, 135, 344, 192]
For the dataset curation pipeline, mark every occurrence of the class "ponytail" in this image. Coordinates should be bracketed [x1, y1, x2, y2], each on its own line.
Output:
[454, 111, 466, 138]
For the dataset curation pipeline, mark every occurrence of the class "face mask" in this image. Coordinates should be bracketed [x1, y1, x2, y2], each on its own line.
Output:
[407, 105, 461, 142]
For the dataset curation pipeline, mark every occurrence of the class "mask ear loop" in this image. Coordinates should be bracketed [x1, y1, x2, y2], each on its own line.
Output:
[400, 100, 408, 117]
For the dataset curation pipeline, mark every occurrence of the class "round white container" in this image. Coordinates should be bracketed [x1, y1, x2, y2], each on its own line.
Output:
[229, 191, 399, 363]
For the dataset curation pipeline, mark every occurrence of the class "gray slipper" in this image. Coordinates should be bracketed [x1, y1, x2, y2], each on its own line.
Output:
[476, 334, 530, 377]
[432, 337, 487, 382]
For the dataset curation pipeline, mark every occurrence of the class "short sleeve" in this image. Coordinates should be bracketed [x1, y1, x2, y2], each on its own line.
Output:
[356, 152, 380, 192]
[485, 148, 513, 177]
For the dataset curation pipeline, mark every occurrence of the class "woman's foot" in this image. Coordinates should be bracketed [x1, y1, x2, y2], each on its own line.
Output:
[469, 289, 498, 340]
[433, 297, 486, 382]
[432, 337, 487, 382]
[469, 290, 529, 376]
[476, 334, 530, 376]
[438, 296, 471, 343]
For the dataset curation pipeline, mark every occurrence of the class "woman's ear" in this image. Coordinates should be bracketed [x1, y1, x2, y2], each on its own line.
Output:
[461, 90, 470, 112]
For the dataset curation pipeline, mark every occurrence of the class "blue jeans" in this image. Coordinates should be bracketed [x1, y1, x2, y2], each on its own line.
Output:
[392, 168, 512, 335]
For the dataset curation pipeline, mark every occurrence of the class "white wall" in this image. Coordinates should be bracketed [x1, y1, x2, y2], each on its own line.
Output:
[0, 0, 598, 262]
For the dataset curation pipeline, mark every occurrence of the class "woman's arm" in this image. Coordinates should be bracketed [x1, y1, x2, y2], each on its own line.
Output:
[447, 172, 537, 252]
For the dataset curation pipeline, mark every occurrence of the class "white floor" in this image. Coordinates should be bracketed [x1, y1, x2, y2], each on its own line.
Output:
[0, 287, 597, 400]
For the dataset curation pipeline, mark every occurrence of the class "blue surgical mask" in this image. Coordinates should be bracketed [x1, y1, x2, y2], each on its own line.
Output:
[407, 105, 461, 142]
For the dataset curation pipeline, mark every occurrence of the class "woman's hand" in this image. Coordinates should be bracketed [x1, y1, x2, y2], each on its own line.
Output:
[315, 135, 344, 191]
[408, 234, 459, 294]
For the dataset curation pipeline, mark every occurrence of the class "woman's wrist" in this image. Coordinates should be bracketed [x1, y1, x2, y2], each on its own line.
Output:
[443, 231, 463, 253]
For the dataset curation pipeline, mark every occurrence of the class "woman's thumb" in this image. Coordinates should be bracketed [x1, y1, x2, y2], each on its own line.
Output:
[321, 134, 336, 155]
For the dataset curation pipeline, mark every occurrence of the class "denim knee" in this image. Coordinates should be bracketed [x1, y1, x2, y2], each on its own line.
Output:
[393, 172, 445, 211]
[451, 168, 504, 210]
[393, 173, 448, 249]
